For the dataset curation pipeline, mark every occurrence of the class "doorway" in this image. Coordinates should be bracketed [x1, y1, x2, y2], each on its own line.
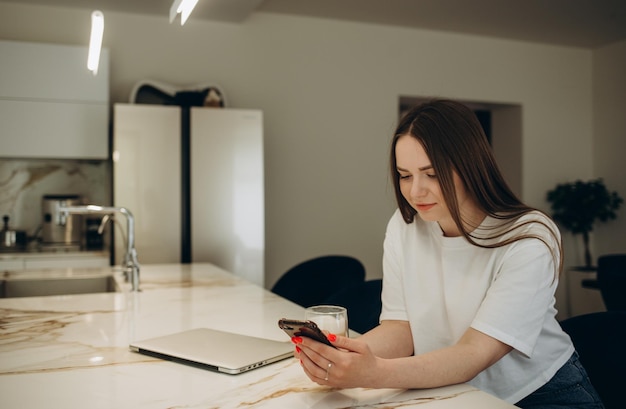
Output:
[398, 97, 523, 198]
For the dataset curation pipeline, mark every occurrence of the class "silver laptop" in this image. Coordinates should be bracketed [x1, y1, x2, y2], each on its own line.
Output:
[129, 328, 294, 374]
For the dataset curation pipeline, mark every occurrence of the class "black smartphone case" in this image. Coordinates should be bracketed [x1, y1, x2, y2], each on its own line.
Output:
[278, 318, 336, 348]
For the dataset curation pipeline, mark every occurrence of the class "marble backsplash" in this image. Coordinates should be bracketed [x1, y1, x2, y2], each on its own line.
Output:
[0, 159, 110, 237]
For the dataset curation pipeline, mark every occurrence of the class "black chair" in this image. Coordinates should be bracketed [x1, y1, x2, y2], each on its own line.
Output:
[323, 279, 383, 334]
[559, 311, 626, 409]
[271, 255, 366, 308]
[597, 254, 626, 311]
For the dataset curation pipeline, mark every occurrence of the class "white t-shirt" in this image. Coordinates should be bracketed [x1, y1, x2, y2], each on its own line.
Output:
[380, 209, 574, 403]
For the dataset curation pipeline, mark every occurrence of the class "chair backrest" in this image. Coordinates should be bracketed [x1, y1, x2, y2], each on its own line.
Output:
[271, 255, 366, 308]
[559, 311, 626, 409]
[323, 279, 383, 334]
[597, 254, 626, 311]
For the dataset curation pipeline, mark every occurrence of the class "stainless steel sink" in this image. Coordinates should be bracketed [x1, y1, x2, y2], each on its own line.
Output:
[0, 275, 119, 298]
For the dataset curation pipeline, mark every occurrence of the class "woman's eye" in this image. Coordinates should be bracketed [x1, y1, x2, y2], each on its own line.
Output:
[399, 174, 411, 180]
[426, 174, 437, 179]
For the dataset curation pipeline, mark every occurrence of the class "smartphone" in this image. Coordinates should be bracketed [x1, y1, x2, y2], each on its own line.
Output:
[278, 318, 336, 348]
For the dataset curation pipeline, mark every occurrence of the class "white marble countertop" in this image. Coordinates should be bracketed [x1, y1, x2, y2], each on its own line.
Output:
[0, 250, 109, 261]
[0, 263, 516, 408]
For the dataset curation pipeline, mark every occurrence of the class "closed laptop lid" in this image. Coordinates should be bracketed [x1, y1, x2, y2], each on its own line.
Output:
[129, 328, 293, 374]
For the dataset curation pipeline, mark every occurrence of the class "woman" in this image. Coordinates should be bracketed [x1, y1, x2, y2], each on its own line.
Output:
[293, 99, 604, 408]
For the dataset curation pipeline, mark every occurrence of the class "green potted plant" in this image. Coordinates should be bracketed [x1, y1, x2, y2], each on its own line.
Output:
[546, 178, 623, 269]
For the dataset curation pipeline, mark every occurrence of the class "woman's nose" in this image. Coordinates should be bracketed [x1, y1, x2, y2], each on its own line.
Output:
[410, 178, 425, 199]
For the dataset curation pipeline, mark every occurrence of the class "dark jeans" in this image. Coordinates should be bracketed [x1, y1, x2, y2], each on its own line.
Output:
[515, 352, 604, 409]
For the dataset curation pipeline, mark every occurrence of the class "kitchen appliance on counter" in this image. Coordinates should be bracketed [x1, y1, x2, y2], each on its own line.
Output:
[1, 215, 28, 252]
[41, 194, 83, 251]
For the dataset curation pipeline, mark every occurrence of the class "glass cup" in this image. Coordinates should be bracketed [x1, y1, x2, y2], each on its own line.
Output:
[305, 305, 349, 337]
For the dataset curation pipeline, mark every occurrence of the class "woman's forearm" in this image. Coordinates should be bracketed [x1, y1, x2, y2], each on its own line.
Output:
[371, 328, 512, 389]
[359, 320, 414, 359]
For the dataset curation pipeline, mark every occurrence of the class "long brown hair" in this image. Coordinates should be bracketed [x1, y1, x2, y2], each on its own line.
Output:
[390, 99, 563, 275]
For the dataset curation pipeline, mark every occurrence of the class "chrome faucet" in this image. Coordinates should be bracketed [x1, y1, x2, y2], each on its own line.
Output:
[56, 205, 140, 291]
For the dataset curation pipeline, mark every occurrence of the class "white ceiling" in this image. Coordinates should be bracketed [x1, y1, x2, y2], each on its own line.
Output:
[5, 0, 626, 49]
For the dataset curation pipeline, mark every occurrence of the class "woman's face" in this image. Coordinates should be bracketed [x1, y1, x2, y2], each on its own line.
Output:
[395, 134, 473, 236]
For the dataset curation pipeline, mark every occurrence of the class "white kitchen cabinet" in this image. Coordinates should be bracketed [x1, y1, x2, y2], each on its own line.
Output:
[0, 40, 109, 159]
[113, 104, 265, 286]
[113, 104, 181, 265]
[191, 109, 264, 286]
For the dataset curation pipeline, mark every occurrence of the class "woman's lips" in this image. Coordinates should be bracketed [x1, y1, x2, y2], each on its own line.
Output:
[416, 203, 436, 212]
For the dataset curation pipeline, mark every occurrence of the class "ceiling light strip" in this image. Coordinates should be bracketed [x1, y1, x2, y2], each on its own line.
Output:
[87, 10, 104, 75]
[170, 0, 199, 25]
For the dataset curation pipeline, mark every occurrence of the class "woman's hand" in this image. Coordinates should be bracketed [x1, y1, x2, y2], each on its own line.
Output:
[293, 333, 383, 389]
[292, 321, 512, 391]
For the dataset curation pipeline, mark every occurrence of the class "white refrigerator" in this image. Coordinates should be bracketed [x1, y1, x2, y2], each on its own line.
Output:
[113, 104, 264, 286]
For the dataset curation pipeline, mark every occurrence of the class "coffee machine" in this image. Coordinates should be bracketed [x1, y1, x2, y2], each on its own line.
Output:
[41, 194, 83, 250]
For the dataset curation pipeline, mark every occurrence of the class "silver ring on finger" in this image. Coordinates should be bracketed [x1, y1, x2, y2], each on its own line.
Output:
[324, 362, 333, 381]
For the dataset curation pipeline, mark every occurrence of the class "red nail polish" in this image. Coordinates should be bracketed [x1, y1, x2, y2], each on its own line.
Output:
[327, 333, 337, 342]
[291, 336, 303, 344]
[295, 346, 301, 353]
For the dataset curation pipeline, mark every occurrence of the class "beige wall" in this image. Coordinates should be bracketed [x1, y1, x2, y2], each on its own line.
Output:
[593, 39, 626, 260]
[2, 3, 617, 290]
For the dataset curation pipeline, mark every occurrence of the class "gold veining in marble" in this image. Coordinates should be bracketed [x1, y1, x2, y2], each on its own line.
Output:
[1, 307, 78, 333]
[239, 385, 332, 406]
[0, 306, 152, 375]
[332, 389, 474, 408]
[0, 159, 109, 233]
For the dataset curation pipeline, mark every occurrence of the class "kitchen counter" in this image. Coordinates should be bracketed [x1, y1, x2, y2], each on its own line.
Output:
[0, 249, 110, 271]
[0, 263, 515, 408]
